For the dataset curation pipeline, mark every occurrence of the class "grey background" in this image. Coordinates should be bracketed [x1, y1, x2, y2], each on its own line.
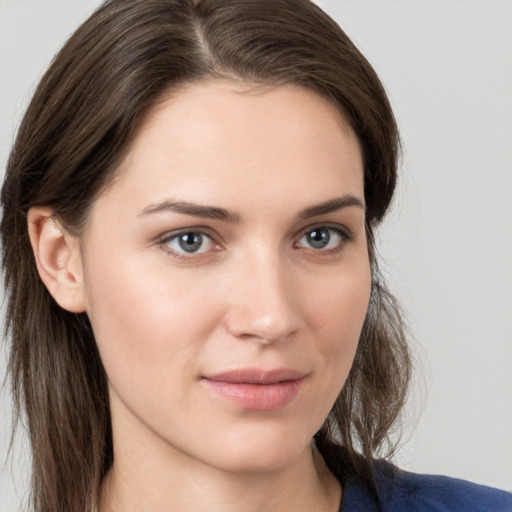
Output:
[1, 0, 511, 509]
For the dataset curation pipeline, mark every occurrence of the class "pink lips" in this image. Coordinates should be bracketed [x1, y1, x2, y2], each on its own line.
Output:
[202, 368, 306, 411]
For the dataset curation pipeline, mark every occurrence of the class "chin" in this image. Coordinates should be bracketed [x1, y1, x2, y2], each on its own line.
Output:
[199, 426, 314, 475]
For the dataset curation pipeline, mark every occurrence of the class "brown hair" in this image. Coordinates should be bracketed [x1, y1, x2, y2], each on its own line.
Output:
[1, 0, 410, 510]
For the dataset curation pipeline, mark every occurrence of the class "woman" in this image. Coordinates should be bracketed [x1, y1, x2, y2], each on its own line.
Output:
[1, 1, 510, 511]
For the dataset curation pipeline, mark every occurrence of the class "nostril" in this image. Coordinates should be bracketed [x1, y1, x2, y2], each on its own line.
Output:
[225, 308, 299, 345]
[224, 259, 300, 343]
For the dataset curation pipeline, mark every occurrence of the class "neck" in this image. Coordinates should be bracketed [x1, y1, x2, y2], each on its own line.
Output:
[99, 438, 340, 512]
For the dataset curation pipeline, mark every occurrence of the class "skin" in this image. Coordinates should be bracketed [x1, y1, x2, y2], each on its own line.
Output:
[29, 82, 371, 512]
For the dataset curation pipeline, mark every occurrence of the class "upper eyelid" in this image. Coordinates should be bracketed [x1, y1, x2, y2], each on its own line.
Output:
[294, 222, 353, 240]
[158, 226, 220, 243]
[157, 229, 221, 259]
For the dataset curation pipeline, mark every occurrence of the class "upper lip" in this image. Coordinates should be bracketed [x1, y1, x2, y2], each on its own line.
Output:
[203, 368, 307, 384]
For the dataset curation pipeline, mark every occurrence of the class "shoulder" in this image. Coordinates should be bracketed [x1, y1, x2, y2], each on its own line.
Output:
[323, 442, 512, 512]
[373, 460, 512, 512]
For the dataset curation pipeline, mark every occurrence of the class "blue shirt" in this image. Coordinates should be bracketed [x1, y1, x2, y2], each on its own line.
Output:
[339, 460, 512, 511]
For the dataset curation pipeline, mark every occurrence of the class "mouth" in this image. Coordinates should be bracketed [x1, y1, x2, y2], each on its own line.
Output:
[201, 368, 307, 411]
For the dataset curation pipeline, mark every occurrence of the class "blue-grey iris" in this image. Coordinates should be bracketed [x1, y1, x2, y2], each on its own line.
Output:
[178, 233, 203, 252]
[307, 228, 330, 249]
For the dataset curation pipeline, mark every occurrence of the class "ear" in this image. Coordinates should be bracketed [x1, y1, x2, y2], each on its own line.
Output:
[27, 207, 87, 313]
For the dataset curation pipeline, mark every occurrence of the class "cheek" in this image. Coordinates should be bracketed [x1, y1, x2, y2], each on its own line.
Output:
[82, 254, 222, 401]
[305, 257, 372, 388]
[310, 258, 371, 340]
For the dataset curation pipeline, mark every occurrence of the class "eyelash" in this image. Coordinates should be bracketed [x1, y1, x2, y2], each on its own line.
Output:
[293, 224, 353, 256]
[158, 228, 221, 260]
[158, 224, 353, 260]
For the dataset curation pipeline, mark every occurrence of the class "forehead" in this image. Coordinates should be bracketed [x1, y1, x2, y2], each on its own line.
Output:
[92, 81, 364, 221]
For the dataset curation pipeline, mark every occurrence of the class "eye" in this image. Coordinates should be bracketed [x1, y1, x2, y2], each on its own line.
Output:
[163, 231, 216, 254]
[296, 226, 349, 251]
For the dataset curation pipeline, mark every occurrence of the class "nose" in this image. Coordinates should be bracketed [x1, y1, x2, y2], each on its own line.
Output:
[224, 249, 301, 345]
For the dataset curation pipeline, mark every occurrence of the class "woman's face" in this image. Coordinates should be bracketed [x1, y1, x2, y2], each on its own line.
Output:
[78, 82, 371, 473]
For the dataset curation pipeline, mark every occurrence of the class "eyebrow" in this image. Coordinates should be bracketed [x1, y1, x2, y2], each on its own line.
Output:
[138, 200, 241, 222]
[137, 195, 364, 222]
[298, 195, 365, 220]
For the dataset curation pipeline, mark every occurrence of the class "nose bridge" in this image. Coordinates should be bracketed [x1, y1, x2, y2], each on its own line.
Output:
[225, 244, 299, 343]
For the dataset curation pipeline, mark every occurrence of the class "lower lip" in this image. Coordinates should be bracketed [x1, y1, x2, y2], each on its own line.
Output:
[202, 378, 304, 411]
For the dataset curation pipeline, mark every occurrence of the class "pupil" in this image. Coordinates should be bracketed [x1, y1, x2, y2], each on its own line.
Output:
[308, 229, 330, 249]
[178, 233, 202, 252]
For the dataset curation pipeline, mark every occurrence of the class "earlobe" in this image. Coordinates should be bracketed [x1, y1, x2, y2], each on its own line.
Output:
[27, 207, 87, 313]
